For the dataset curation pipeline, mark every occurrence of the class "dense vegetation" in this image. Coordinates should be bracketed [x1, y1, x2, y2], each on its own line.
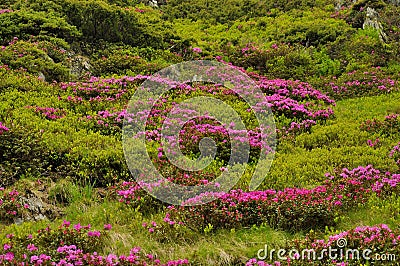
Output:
[1, 0, 400, 265]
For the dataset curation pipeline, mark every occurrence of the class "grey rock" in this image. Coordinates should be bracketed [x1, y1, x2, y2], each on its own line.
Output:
[69, 54, 92, 78]
[363, 7, 388, 42]
[141, 0, 167, 7]
[15, 192, 63, 225]
[14, 217, 24, 225]
[148, 0, 158, 7]
[385, 0, 400, 5]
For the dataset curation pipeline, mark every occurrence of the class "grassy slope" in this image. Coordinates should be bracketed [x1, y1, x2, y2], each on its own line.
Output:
[1, 0, 400, 264]
[1, 91, 399, 265]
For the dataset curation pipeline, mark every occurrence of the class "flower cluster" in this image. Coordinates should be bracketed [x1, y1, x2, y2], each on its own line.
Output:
[113, 168, 218, 210]
[135, 8, 145, 12]
[192, 47, 202, 53]
[81, 108, 135, 135]
[360, 113, 400, 136]
[322, 69, 397, 100]
[0, 9, 13, 14]
[289, 224, 399, 265]
[0, 221, 189, 265]
[371, 173, 400, 196]
[0, 188, 29, 223]
[250, 73, 335, 122]
[389, 142, 400, 166]
[277, 119, 316, 139]
[246, 224, 399, 265]
[149, 115, 272, 163]
[141, 214, 188, 243]
[366, 138, 380, 148]
[25, 106, 66, 120]
[0, 122, 9, 135]
[246, 259, 278, 266]
[58, 75, 146, 104]
[113, 179, 165, 213]
[58, 65, 334, 141]
[165, 165, 399, 232]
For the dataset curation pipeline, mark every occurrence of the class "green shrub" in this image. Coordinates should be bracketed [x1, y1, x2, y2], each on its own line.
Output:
[327, 28, 392, 71]
[48, 179, 80, 206]
[4, 221, 108, 259]
[263, 145, 397, 190]
[0, 9, 80, 45]
[0, 39, 70, 81]
[0, 124, 55, 187]
[314, 67, 397, 100]
[60, 0, 174, 49]
[91, 46, 181, 76]
[227, 43, 316, 79]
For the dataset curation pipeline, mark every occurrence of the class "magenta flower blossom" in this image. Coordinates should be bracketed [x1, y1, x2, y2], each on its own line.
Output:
[62, 220, 71, 228]
[367, 138, 379, 147]
[27, 244, 37, 252]
[87, 231, 101, 237]
[73, 223, 83, 231]
[0, 9, 13, 14]
[0, 122, 9, 135]
[160, 165, 400, 231]
[192, 47, 202, 53]
[25, 106, 66, 120]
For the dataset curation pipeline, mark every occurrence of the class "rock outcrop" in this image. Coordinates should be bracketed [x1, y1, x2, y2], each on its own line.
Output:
[363, 7, 388, 42]
[68, 52, 92, 79]
[15, 189, 63, 224]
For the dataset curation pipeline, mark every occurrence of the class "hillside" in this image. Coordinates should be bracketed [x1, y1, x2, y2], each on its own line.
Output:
[1, 0, 400, 265]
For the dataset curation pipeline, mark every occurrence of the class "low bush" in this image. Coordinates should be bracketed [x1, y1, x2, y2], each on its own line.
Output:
[360, 113, 400, 136]
[0, 221, 189, 265]
[161, 165, 400, 232]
